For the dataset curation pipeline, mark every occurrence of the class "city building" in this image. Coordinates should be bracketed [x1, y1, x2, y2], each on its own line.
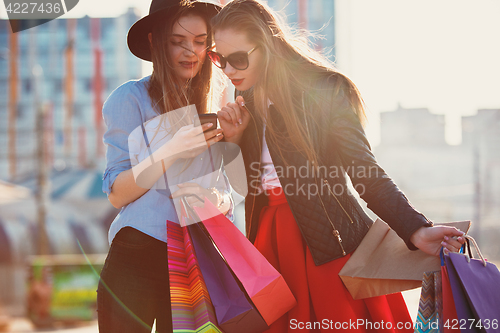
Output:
[1, 11, 143, 309]
[462, 109, 500, 231]
[372, 106, 500, 260]
[371, 106, 472, 224]
[379, 105, 447, 147]
[0, 9, 142, 181]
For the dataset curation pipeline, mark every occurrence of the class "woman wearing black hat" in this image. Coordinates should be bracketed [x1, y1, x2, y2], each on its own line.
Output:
[98, 1, 227, 332]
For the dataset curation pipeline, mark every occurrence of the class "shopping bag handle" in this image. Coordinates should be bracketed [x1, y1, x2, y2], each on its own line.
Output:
[440, 244, 465, 266]
[459, 236, 471, 258]
[440, 247, 445, 266]
[462, 235, 487, 267]
[183, 201, 228, 263]
[180, 195, 203, 223]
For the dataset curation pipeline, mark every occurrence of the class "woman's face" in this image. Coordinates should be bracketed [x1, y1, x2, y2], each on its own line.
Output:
[168, 15, 208, 82]
[214, 29, 264, 92]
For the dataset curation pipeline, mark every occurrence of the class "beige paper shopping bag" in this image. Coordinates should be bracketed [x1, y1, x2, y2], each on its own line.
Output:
[339, 219, 471, 299]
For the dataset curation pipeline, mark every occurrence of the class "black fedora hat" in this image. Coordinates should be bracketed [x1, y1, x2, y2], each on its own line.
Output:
[127, 0, 221, 62]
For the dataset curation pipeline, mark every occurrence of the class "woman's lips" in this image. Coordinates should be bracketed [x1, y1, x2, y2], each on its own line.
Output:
[231, 78, 244, 86]
[180, 61, 197, 69]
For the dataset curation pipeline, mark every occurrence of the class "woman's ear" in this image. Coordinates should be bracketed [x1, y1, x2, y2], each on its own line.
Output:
[148, 32, 153, 46]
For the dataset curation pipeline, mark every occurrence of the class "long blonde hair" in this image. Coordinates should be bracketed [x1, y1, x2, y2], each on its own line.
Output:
[212, 0, 366, 166]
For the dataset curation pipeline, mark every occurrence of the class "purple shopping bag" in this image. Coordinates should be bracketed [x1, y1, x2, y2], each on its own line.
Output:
[444, 254, 478, 333]
[444, 236, 500, 333]
[187, 222, 269, 333]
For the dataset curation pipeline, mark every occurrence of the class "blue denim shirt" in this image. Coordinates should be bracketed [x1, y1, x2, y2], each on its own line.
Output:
[102, 76, 233, 244]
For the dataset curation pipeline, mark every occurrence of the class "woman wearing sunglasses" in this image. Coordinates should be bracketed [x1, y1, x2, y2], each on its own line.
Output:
[98, 0, 234, 332]
[209, 0, 465, 331]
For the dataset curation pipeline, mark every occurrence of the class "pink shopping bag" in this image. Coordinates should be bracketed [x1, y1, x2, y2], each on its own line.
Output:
[193, 200, 297, 326]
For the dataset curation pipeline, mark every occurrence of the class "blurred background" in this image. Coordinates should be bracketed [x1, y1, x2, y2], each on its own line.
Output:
[0, 0, 499, 331]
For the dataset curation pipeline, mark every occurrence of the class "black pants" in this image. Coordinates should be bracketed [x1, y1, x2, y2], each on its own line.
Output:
[97, 227, 173, 333]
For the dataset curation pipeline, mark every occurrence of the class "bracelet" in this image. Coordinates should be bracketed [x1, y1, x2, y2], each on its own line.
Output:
[209, 187, 223, 208]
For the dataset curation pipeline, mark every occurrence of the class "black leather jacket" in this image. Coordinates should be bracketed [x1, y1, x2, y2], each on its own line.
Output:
[235, 79, 433, 266]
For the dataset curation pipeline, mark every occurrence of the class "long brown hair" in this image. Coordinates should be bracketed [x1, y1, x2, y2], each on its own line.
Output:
[212, 0, 367, 166]
[148, 5, 224, 134]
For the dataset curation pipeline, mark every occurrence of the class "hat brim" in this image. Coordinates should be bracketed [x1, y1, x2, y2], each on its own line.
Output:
[127, 2, 220, 62]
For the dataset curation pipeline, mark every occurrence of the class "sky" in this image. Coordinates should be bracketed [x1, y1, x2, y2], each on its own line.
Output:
[2, 0, 499, 146]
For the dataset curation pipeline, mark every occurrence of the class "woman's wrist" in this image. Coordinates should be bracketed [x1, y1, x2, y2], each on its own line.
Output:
[223, 133, 243, 145]
[152, 140, 178, 165]
[409, 226, 426, 249]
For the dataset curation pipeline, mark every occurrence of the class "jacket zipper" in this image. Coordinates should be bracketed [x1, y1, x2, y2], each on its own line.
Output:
[323, 180, 354, 224]
[316, 190, 346, 256]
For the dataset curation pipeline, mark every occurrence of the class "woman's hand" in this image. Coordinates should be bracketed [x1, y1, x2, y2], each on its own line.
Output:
[410, 226, 466, 256]
[170, 182, 219, 208]
[217, 96, 251, 144]
[154, 122, 224, 162]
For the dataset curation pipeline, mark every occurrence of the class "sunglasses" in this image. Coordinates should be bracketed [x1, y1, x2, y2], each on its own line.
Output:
[207, 46, 258, 70]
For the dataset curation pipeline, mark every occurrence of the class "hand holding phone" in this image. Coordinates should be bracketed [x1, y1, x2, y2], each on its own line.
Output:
[194, 113, 218, 132]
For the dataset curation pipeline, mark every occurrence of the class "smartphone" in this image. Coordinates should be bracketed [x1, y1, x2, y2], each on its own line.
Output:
[194, 113, 218, 132]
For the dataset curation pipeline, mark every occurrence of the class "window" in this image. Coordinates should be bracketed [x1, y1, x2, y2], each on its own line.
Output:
[16, 104, 25, 119]
[53, 78, 63, 93]
[84, 78, 92, 92]
[23, 79, 31, 94]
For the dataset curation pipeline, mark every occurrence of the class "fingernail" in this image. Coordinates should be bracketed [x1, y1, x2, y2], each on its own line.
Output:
[238, 118, 243, 124]
[441, 241, 447, 246]
[239, 101, 245, 107]
[444, 236, 449, 241]
[206, 122, 213, 127]
[444, 248, 449, 254]
[235, 123, 240, 127]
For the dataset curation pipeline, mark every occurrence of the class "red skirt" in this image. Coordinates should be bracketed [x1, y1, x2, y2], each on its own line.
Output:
[253, 190, 413, 333]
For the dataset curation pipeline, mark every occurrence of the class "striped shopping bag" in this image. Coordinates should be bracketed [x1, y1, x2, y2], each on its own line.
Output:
[167, 220, 222, 333]
[415, 270, 443, 333]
